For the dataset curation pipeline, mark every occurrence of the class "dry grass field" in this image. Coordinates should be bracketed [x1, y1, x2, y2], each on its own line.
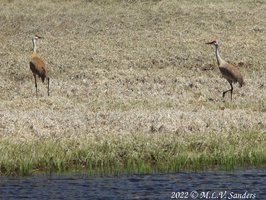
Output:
[0, 0, 265, 174]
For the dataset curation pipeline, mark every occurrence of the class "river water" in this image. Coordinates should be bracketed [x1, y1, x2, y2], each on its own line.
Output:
[0, 168, 265, 199]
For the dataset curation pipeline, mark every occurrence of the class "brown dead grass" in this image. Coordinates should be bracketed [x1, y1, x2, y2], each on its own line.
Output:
[0, 0, 266, 139]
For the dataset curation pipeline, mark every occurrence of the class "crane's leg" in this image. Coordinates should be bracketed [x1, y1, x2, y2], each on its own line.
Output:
[34, 74, 38, 97]
[47, 77, 50, 96]
[230, 82, 233, 101]
[222, 81, 233, 100]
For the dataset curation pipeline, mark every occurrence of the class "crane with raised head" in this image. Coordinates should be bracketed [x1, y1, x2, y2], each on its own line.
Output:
[206, 40, 243, 100]
[30, 35, 50, 97]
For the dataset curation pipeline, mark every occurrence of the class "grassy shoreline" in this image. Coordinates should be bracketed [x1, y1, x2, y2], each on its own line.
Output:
[0, 130, 265, 176]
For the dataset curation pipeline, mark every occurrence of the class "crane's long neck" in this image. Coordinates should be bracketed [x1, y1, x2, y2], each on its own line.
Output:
[32, 38, 37, 53]
[214, 44, 223, 66]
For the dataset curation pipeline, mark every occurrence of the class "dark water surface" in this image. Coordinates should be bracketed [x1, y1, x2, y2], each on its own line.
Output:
[0, 168, 265, 200]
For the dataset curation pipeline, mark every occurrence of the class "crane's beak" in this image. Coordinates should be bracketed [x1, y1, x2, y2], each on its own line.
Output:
[205, 41, 215, 45]
[35, 34, 44, 39]
[206, 40, 218, 45]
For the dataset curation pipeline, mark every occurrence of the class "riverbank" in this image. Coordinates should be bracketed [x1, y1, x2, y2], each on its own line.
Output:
[0, 130, 265, 176]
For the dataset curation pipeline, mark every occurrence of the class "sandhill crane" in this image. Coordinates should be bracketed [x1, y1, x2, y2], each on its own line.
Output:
[30, 35, 50, 97]
[206, 40, 243, 100]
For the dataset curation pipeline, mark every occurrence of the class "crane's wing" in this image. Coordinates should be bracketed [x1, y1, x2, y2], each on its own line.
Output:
[30, 56, 47, 82]
[219, 63, 244, 87]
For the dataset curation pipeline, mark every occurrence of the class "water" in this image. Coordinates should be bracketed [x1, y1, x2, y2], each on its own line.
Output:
[0, 168, 265, 200]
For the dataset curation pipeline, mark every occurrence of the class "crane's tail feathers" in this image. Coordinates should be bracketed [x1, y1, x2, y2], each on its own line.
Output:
[238, 78, 244, 87]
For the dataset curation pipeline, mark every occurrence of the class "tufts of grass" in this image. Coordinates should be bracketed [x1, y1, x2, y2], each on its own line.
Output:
[0, 130, 265, 176]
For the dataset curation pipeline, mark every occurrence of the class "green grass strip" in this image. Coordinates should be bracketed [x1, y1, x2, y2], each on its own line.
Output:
[0, 130, 265, 176]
